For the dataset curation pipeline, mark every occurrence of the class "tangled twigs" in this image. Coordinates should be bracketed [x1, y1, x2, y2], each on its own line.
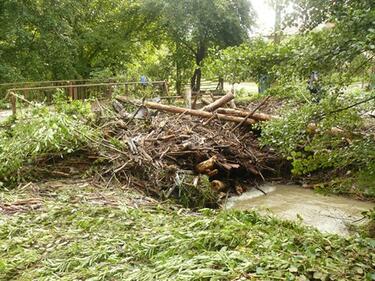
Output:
[96, 107, 280, 203]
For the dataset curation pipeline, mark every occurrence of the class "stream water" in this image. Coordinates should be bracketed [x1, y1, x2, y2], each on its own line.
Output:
[226, 184, 374, 236]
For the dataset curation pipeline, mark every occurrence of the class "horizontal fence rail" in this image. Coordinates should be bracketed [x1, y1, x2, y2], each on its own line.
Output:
[6, 80, 169, 116]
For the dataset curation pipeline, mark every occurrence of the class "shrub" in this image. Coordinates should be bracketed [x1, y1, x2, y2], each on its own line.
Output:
[0, 95, 100, 185]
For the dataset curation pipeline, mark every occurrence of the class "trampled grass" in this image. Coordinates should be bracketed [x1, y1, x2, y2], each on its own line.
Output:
[0, 181, 374, 281]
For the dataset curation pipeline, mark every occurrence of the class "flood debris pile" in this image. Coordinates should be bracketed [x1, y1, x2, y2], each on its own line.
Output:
[0, 92, 283, 208]
[97, 93, 282, 207]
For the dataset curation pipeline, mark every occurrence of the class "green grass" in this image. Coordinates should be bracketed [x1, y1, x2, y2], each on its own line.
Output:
[0, 182, 374, 281]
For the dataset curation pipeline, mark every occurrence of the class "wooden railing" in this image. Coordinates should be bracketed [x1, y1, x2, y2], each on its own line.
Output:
[5, 80, 169, 116]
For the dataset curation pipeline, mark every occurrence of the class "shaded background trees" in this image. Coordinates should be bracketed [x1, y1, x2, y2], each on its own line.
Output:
[0, 0, 255, 93]
[0, 0, 159, 82]
[1, 0, 373, 92]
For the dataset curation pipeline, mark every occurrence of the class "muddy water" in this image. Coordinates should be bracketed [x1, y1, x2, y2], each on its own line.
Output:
[226, 184, 374, 236]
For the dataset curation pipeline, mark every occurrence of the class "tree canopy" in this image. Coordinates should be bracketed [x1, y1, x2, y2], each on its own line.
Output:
[0, 0, 158, 81]
[0, 0, 255, 91]
[143, 0, 255, 91]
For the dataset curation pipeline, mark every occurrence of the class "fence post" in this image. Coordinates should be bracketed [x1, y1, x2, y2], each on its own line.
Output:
[69, 81, 74, 100]
[185, 87, 191, 109]
[125, 83, 129, 95]
[164, 81, 169, 96]
[10, 92, 17, 116]
[74, 84, 78, 100]
[107, 79, 113, 99]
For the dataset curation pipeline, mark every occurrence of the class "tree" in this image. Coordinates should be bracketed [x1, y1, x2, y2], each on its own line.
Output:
[204, 39, 291, 91]
[266, 0, 291, 44]
[282, 0, 375, 83]
[0, 0, 159, 82]
[144, 0, 255, 92]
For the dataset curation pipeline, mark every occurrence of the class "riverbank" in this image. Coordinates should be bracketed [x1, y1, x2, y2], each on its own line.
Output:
[1, 180, 374, 280]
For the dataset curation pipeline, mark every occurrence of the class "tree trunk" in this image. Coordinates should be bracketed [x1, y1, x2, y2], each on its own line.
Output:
[190, 68, 202, 92]
[216, 77, 224, 91]
[191, 43, 206, 92]
[176, 43, 183, 95]
[176, 59, 182, 95]
[274, 1, 282, 44]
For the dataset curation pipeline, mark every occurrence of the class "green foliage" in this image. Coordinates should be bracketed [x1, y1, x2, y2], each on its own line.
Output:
[144, 0, 255, 90]
[0, 96, 99, 185]
[205, 0, 374, 93]
[172, 174, 218, 209]
[0, 184, 373, 280]
[149, 0, 255, 52]
[53, 90, 93, 117]
[260, 90, 375, 178]
[204, 39, 290, 84]
[260, 103, 316, 159]
[0, 0, 158, 82]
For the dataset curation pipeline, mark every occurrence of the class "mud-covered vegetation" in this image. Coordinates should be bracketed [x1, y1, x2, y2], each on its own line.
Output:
[1, 182, 374, 281]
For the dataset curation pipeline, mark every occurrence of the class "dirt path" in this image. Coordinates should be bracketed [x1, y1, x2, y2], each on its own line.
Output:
[0, 109, 12, 122]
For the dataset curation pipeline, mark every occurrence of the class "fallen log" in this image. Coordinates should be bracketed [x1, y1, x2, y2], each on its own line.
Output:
[144, 102, 257, 125]
[116, 96, 347, 136]
[217, 108, 279, 122]
[202, 92, 234, 112]
[201, 97, 212, 106]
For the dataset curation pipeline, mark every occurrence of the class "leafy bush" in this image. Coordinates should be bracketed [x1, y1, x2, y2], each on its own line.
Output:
[0, 96, 100, 185]
[260, 90, 375, 178]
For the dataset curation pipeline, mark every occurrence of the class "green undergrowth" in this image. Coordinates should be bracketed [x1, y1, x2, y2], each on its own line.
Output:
[0, 94, 100, 186]
[312, 174, 375, 201]
[0, 183, 374, 281]
[0, 99, 9, 110]
[234, 92, 263, 106]
[260, 89, 375, 199]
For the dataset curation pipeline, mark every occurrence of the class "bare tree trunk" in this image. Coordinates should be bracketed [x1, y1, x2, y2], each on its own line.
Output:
[190, 68, 202, 92]
[191, 43, 206, 92]
[176, 43, 183, 95]
[274, 1, 282, 44]
[176, 56, 181, 95]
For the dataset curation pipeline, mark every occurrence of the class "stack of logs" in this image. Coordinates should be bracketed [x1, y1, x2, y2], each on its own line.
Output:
[116, 92, 277, 125]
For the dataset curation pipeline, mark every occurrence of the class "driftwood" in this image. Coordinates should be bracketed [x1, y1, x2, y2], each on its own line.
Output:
[201, 97, 212, 106]
[231, 97, 272, 131]
[144, 102, 256, 125]
[201, 92, 234, 112]
[217, 108, 278, 122]
[116, 96, 346, 137]
[211, 180, 226, 192]
[196, 156, 217, 174]
[94, 100, 282, 203]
